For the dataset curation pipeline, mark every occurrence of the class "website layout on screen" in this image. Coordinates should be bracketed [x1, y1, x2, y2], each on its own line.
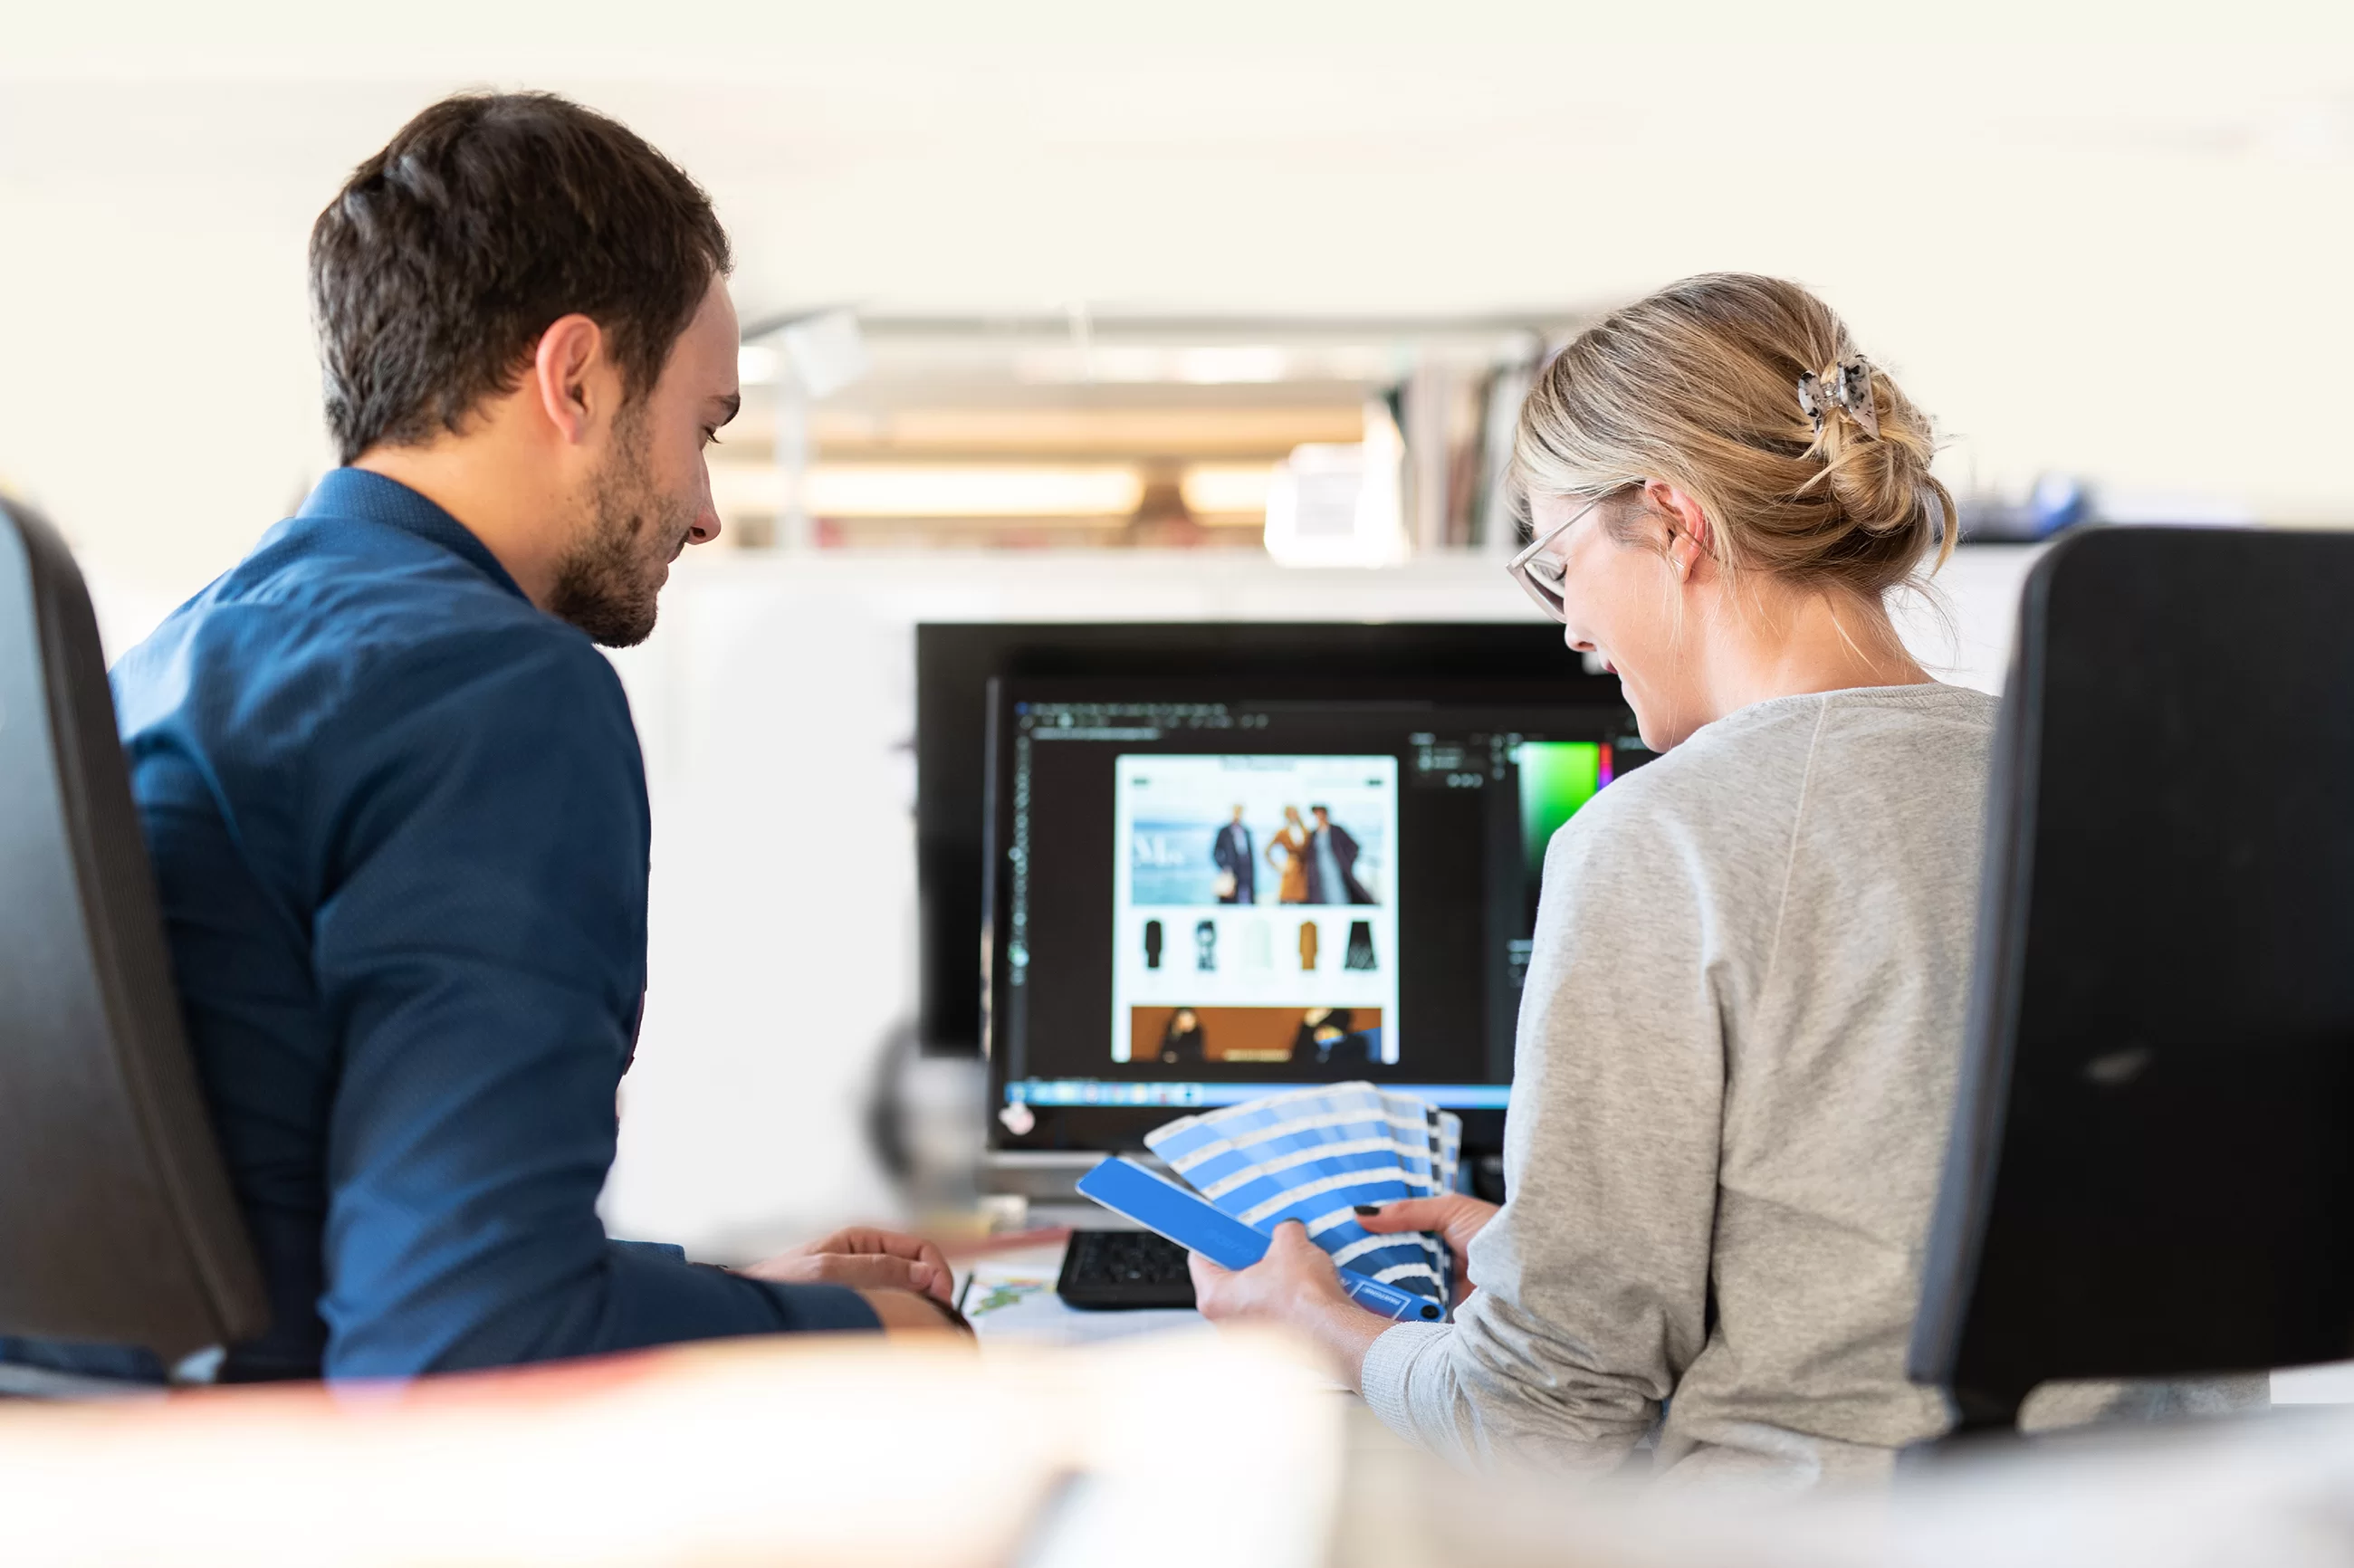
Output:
[1112, 754, 1402, 1067]
[990, 690, 1649, 1128]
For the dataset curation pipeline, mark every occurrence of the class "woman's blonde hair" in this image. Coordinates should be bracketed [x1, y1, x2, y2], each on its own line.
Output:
[1513, 273, 1954, 601]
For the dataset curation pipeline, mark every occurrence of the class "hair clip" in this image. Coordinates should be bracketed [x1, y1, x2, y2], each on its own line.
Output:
[1796, 357, 1880, 440]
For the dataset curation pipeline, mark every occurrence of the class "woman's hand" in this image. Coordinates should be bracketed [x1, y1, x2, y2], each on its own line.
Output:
[1354, 1196, 1498, 1305]
[1189, 1221, 1393, 1383]
[741, 1226, 956, 1305]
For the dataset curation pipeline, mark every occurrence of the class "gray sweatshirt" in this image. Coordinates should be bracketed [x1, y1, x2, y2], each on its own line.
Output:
[1360, 683, 2004, 1485]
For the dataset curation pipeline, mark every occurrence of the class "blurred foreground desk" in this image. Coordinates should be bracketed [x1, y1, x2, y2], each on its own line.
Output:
[9, 1308, 2354, 1566]
[0, 1327, 1345, 1568]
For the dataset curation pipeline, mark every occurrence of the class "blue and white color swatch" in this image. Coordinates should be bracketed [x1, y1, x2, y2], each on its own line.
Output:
[1144, 1082, 1462, 1308]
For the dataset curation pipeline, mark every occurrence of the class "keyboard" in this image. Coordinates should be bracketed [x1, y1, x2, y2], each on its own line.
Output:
[1055, 1228, 1198, 1310]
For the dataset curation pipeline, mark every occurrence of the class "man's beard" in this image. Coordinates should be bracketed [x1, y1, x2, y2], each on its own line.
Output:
[546, 408, 694, 648]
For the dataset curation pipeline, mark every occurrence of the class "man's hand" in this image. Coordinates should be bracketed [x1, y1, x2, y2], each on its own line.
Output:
[740, 1226, 955, 1305]
[1188, 1220, 1390, 1383]
[857, 1287, 974, 1338]
[1354, 1195, 1498, 1305]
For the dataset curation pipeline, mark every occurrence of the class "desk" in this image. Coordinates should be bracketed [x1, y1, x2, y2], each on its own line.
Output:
[951, 1231, 1206, 1347]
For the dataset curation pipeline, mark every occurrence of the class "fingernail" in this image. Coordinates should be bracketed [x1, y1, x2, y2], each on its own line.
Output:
[1353, 1205, 1382, 1216]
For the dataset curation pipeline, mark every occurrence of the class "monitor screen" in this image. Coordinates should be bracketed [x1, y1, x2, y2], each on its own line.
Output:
[916, 622, 1615, 1056]
[983, 678, 1651, 1152]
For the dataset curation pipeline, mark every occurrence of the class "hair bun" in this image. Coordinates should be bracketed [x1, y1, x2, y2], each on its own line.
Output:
[1813, 362, 1949, 547]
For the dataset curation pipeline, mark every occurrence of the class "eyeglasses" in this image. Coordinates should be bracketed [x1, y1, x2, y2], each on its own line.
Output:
[1505, 487, 1629, 624]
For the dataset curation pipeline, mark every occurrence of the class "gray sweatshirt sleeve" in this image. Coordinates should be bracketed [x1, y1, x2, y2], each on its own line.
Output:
[1359, 786, 1728, 1472]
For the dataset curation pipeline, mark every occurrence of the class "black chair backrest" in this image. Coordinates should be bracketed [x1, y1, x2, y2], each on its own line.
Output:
[0, 496, 265, 1363]
[1910, 525, 2354, 1429]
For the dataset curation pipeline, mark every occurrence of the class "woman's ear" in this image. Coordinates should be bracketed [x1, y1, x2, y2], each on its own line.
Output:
[1643, 480, 1713, 582]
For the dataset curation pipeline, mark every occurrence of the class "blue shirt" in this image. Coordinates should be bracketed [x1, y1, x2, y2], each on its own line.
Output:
[100, 468, 876, 1380]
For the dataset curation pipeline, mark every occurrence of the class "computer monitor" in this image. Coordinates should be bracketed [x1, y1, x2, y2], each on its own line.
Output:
[917, 623, 1616, 1056]
[981, 674, 1649, 1158]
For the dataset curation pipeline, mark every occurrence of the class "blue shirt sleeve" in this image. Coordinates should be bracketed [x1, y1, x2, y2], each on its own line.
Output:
[306, 626, 875, 1377]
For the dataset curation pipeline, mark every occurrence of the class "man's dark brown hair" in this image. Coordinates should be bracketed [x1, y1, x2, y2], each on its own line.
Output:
[310, 92, 732, 465]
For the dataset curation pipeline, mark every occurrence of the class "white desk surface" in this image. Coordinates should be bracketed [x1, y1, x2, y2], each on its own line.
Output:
[952, 1236, 1206, 1349]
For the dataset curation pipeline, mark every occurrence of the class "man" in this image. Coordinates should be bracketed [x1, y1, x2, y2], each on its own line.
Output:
[82, 93, 959, 1381]
[1304, 806, 1373, 905]
[1210, 804, 1254, 904]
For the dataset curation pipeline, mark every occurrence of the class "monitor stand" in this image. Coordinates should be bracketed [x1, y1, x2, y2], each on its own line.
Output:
[983, 1149, 1174, 1230]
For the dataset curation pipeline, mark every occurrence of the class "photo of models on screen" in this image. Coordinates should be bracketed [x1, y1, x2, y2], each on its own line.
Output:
[1111, 755, 1399, 1066]
[1133, 800, 1386, 909]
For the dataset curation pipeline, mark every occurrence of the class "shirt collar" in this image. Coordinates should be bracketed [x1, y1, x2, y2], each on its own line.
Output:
[299, 468, 530, 603]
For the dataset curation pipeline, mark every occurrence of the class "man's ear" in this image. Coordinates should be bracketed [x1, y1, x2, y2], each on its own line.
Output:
[531, 313, 607, 445]
[1644, 479, 1714, 583]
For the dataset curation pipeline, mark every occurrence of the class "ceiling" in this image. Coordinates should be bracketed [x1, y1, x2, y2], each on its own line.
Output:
[4, 0, 2350, 582]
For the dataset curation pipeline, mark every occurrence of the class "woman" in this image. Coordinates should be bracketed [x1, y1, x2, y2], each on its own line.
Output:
[1266, 805, 1311, 904]
[1193, 274, 1997, 1485]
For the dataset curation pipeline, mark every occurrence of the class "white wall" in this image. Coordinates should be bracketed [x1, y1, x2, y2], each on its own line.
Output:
[6, 1, 2354, 599]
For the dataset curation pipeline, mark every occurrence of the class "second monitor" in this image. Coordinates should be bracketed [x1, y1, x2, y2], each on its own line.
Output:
[985, 678, 1650, 1155]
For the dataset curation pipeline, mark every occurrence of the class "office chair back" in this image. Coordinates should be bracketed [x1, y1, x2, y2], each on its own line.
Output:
[0, 496, 265, 1365]
[1909, 525, 2354, 1430]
